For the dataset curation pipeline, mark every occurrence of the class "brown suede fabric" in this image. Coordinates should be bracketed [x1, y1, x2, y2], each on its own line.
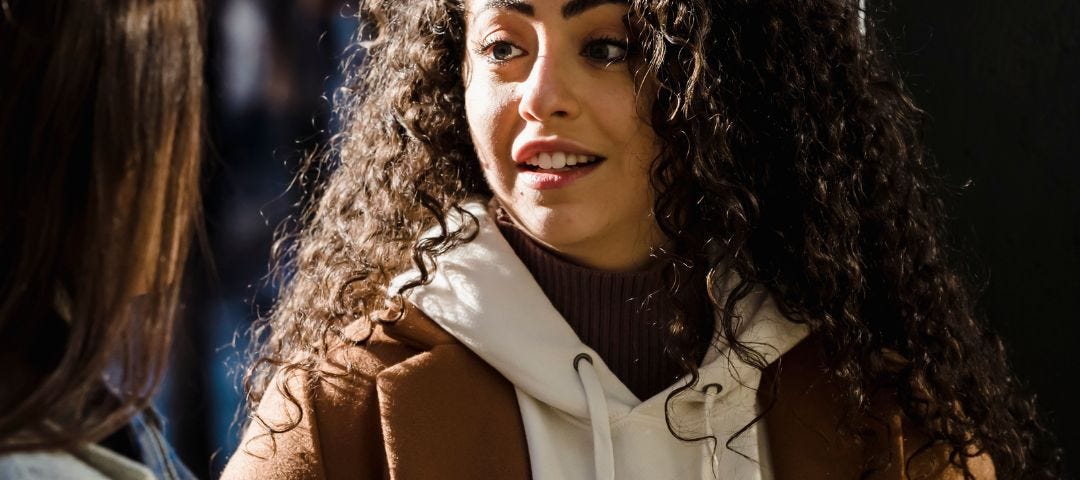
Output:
[758, 336, 995, 479]
[222, 305, 994, 480]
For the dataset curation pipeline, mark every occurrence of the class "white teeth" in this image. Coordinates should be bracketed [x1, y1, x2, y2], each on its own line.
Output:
[551, 152, 566, 169]
[538, 152, 553, 169]
[524, 152, 598, 170]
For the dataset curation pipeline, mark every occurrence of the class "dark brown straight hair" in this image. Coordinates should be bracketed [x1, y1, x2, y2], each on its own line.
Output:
[0, 0, 203, 451]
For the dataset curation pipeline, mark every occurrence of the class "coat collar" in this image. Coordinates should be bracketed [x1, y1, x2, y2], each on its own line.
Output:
[375, 311, 965, 480]
[388, 201, 808, 423]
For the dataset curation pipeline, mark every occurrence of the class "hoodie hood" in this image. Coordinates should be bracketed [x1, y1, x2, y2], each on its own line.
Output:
[391, 200, 809, 479]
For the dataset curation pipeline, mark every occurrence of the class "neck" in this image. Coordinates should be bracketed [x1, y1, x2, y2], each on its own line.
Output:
[496, 207, 664, 273]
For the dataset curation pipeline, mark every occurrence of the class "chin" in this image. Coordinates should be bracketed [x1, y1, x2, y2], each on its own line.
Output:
[514, 203, 604, 249]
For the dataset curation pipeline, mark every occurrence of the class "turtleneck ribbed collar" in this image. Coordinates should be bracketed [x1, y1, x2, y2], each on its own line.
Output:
[493, 207, 705, 400]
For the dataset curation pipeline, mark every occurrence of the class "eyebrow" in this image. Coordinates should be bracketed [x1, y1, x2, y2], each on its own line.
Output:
[480, 0, 534, 16]
[478, 0, 627, 19]
[561, 0, 627, 18]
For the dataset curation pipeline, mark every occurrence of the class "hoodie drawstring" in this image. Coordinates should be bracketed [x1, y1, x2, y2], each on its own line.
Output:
[700, 383, 722, 480]
[571, 355, 727, 480]
[574, 353, 615, 480]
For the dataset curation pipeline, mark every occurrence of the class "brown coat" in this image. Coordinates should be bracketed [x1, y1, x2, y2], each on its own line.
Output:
[222, 305, 994, 480]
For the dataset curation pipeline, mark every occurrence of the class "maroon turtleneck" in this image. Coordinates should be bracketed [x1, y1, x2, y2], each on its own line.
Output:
[495, 212, 708, 400]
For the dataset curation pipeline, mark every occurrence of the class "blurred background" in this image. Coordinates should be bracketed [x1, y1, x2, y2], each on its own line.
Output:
[156, 1, 1078, 478]
[155, 0, 358, 476]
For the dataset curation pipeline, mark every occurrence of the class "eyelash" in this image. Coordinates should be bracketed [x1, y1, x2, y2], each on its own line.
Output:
[472, 38, 521, 64]
[581, 35, 631, 65]
[471, 35, 631, 65]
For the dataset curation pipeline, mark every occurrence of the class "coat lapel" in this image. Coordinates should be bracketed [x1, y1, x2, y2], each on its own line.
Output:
[375, 306, 980, 480]
[376, 307, 532, 479]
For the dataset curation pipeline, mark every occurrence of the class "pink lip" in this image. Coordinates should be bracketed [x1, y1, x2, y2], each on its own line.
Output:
[518, 161, 602, 190]
[512, 137, 602, 164]
[511, 137, 605, 190]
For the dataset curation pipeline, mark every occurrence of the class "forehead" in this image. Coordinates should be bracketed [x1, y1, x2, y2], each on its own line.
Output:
[464, 0, 628, 20]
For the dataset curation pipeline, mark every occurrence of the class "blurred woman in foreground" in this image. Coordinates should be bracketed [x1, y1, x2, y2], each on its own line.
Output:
[0, 0, 202, 478]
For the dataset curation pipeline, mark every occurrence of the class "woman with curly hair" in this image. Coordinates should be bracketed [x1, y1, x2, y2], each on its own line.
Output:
[224, 0, 1060, 478]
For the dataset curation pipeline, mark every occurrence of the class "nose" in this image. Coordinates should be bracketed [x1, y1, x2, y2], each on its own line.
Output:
[518, 53, 581, 122]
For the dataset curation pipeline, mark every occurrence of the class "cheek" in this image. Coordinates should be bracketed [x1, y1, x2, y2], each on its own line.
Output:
[463, 84, 490, 151]
[465, 77, 523, 198]
[465, 79, 515, 161]
[594, 82, 660, 171]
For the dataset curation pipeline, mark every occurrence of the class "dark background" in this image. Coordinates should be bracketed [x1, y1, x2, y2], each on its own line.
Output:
[883, 1, 1078, 474]
[157, 1, 1079, 478]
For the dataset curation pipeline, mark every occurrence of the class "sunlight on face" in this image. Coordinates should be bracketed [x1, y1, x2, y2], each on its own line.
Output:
[463, 0, 663, 272]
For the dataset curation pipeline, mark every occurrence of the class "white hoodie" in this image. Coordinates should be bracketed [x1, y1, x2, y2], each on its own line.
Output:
[391, 201, 808, 480]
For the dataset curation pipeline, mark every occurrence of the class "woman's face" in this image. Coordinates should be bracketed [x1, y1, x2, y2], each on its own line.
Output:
[463, 0, 663, 271]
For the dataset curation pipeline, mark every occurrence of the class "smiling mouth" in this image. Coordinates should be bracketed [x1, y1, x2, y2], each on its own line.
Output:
[518, 152, 606, 171]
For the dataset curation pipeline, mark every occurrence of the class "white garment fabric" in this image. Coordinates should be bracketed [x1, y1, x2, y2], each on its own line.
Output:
[0, 443, 154, 480]
[391, 201, 809, 480]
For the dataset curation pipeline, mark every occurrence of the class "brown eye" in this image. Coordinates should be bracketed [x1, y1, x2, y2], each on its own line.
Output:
[488, 41, 525, 62]
[583, 40, 627, 63]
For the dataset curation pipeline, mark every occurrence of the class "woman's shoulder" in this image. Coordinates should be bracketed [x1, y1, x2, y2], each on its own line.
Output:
[222, 305, 465, 480]
[270, 303, 460, 393]
[761, 334, 996, 479]
[318, 303, 464, 385]
[0, 444, 153, 480]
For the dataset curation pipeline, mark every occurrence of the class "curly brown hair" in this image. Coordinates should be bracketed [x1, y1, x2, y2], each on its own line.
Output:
[244, 0, 1061, 477]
